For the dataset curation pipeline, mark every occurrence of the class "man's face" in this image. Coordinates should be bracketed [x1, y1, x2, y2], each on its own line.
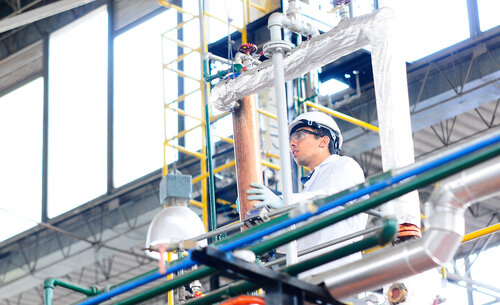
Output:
[289, 127, 327, 168]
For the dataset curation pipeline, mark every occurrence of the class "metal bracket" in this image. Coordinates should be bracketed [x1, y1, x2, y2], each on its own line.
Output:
[191, 246, 343, 305]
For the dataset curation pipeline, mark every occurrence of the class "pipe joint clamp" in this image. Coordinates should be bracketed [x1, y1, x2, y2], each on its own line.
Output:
[263, 40, 293, 58]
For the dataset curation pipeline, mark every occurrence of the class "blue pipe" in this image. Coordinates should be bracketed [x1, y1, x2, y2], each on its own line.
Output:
[78, 132, 500, 305]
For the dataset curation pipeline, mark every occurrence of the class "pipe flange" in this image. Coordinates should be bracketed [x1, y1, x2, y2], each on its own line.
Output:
[262, 40, 293, 58]
[387, 282, 407, 304]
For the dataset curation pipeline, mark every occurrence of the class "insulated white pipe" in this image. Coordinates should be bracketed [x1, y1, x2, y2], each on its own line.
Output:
[307, 156, 500, 300]
[368, 7, 420, 225]
[211, 7, 421, 228]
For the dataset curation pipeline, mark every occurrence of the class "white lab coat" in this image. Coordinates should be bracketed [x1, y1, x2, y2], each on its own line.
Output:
[289, 154, 368, 279]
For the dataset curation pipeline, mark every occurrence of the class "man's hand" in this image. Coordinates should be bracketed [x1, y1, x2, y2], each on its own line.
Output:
[246, 182, 283, 209]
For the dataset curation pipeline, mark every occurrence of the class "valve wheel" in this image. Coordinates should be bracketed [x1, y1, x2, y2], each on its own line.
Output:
[238, 43, 258, 54]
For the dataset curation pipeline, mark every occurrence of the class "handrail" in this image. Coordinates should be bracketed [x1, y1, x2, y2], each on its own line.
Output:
[462, 223, 500, 243]
[305, 101, 380, 132]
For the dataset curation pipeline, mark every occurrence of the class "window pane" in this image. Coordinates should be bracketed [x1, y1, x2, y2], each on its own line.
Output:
[478, 0, 500, 32]
[114, 10, 177, 187]
[379, 0, 470, 62]
[48, 6, 108, 218]
[205, 1, 243, 44]
[0, 78, 43, 241]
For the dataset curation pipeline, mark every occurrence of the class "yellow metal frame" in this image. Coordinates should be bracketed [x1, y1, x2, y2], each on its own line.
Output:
[159, 0, 273, 234]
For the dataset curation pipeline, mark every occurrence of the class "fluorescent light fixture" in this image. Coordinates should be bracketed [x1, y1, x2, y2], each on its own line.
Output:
[319, 78, 349, 96]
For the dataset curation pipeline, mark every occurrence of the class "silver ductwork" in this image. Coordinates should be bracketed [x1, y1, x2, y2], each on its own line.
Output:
[307, 156, 500, 300]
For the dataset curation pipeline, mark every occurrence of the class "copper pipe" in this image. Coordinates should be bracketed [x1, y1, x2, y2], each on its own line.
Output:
[232, 94, 263, 224]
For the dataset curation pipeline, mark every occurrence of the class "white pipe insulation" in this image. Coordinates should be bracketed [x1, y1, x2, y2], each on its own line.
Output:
[306, 156, 500, 300]
[211, 7, 420, 226]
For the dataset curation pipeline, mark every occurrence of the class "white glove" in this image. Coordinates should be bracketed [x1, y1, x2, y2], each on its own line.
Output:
[246, 182, 283, 209]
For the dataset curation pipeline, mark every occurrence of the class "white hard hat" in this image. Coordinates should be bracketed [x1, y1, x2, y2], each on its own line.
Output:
[288, 111, 343, 148]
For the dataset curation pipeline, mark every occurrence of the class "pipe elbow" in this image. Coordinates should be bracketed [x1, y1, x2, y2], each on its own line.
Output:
[268, 12, 286, 29]
[44, 277, 57, 289]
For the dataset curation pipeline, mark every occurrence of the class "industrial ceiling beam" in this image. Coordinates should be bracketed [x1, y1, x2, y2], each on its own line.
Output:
[0, 0, 97, 34]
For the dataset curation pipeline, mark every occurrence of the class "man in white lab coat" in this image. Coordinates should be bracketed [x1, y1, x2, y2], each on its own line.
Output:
[247, 111, 367, 278]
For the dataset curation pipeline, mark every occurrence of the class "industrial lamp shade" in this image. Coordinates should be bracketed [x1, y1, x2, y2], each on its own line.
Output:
[145, 206, 206, 260]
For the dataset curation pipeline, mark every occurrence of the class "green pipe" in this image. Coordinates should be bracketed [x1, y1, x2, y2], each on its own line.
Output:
[111, 142, 500, 304]
[249, 142, 500, 255]
[283, 218, 397, 276]
[204, 101, 218, 236]
[44, 278, 100, 305]
[108, 170, 393, 293]
[113, 267, 215, 305]
[184, 218, 398, 305]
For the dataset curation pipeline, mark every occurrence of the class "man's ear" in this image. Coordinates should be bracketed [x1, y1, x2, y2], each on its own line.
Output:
[319, 136, 330, 148]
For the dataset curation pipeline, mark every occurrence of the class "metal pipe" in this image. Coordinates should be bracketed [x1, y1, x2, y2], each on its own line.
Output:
[87, 133, 500, 305]
[271, 47, 298, 264]
[310, 156, 500, 300]
[44, 278, 99, 305]
[232, 94, 264, 222]
[183, 218, 397, 305]
[197, 0, 216, 233]
[266, 224, 383, 268]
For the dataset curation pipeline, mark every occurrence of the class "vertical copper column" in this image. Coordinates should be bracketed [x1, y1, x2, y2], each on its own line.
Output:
[232, 94, 263, 222]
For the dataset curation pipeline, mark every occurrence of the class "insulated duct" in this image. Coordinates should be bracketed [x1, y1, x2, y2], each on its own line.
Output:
[211, 7, 420, 226]
[307, 156, 500, 300]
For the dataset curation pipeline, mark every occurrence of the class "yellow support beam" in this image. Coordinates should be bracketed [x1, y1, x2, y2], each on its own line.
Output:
[203, 11, 243, 32]
[257, 108, 278, 120]
[210, 111, 230, 123]
[165, 49, 198, 67]
[262, 160, 280, 171]
[305, 101, 380, 133]
[462, 223, 500, 243]
[163, 35, 199, 52]
[192, 160, 236, 184]
[166, 88, 201, 107]
[166, 105, 202, 122]
[164, 16, 198, 34]
[189, 199, 203, 208]
[158, 0, 198, 17]
[166, 124, 202, 141]
[250, 3, 267, 13]
[164, 66, 201, 82]
[265, 152, 280, 159]
[214, 134, 234, 144]
[165, 142, 204, 159]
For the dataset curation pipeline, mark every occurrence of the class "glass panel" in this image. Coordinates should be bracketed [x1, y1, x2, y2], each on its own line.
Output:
[0, 78, 43, 242]
[48, 6, 108, 218]
[206, 0, 243, 44]
[471, 245, 500, 304]
[477, 0, 500, 32]
[379, 0, 470, 62]
[114, 9, 177, 187]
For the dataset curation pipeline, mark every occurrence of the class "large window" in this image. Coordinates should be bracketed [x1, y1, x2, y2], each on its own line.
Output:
[114, 9, 178, 187]
[477, 0, 500, 32]
[0, 78, 43, 242]
[48, 6, 108, 217]
[379, 0, 470, 62]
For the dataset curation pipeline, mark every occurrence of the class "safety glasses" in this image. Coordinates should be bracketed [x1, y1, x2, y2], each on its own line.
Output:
[289, 129, 322, 142]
